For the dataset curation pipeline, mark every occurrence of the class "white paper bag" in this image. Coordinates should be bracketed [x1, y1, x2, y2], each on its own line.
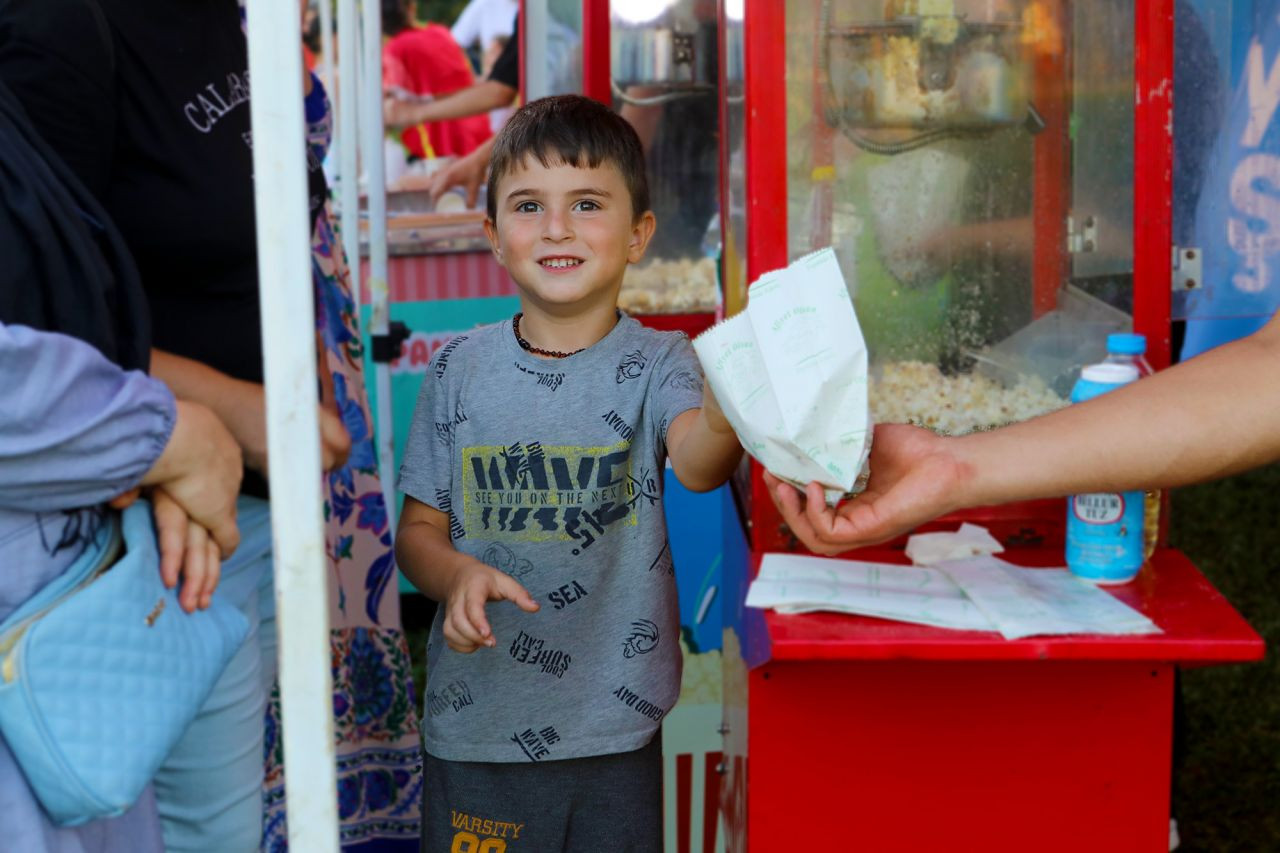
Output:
[693, 248, 872, 502]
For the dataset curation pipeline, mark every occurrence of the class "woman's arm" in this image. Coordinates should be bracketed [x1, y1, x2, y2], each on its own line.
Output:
[427, 135, 495, 207]
[771, 311, 1280, 553]
[0, 322, 243, 604]
[0, 323, 175, 512]
[151, 348, 351, 474]
[384, 79, 516, 129]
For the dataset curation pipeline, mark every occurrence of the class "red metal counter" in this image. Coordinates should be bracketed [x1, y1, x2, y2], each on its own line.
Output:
[722, 548, 1264, 852]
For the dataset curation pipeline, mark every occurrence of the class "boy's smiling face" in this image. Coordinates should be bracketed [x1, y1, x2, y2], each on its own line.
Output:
[484, 154, 655, 315]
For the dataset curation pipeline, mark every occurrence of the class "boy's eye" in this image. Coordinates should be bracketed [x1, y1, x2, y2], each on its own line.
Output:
[574, 199, 601, 212]
[514, 201, 541, 214]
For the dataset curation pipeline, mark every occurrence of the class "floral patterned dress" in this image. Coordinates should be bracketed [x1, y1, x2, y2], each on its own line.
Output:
[258, 64, 423, 851]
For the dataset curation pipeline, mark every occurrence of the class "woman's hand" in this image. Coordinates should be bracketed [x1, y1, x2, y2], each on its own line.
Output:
[765, 423, 966, 554]
[221, 378, 351, 474]
[141, 400, 243, 557]
[108, 487, 220, 613]
[429, 137, 494, 209]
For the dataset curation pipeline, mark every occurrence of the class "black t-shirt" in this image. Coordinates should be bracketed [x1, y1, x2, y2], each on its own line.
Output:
[0, 0, 325, 387]
[488, 16, 518, 90]
[0, 78, 150, 372]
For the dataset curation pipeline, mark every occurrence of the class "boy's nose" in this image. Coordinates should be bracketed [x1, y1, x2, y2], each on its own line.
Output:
[542, 209, 573, 241]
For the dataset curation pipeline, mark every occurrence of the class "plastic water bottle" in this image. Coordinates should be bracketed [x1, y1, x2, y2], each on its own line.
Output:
[1066, 363, 1145, 584]
[1103, 333, 1160, 559]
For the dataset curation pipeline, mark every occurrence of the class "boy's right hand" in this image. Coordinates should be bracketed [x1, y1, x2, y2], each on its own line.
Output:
[444, 560, 540, 653]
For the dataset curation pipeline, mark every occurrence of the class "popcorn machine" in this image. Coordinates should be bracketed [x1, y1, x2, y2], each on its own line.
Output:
[722, 0, 1177, 549]
[716, 2, 1262, 851]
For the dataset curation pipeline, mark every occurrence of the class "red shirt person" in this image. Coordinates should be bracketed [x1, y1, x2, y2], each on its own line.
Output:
[382, 1, 491, 161]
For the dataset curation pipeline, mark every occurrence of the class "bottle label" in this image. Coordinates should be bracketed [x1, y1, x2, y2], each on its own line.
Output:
[1066, 490, 1144, 579]
[1072, 493, 1126, 524]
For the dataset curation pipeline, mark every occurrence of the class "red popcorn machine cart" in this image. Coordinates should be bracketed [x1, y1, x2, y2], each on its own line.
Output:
[705, 1, 1264, 851]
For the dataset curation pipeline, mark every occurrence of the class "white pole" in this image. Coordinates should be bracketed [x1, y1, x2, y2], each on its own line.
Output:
[244, 3, 339, 850]
[525, 0, 549, 100]
[361, 0, 399, 529]
[338, 0, 361, 315]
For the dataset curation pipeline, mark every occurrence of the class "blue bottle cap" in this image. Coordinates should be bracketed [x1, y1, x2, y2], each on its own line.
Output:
[1106, 333, 1147, 355]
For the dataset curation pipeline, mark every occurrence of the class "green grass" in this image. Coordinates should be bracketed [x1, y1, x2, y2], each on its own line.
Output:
[1169, 463, 1280, 852]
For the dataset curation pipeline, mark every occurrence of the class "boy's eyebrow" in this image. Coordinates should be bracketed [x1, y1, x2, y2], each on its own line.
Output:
[505, 186, 614, 200]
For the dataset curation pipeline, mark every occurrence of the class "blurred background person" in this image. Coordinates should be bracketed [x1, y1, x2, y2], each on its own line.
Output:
[382, 0, 492, 186]
[448, 0, 516, 133]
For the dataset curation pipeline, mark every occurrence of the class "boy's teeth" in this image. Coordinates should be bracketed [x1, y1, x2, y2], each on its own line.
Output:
[543, 258, 580, 269]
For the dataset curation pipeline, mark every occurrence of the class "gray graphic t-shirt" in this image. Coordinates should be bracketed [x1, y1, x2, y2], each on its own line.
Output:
[398, 314, 704, 763]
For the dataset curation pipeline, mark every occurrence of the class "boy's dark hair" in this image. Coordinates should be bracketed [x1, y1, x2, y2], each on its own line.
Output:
[486, 95, 650, 223]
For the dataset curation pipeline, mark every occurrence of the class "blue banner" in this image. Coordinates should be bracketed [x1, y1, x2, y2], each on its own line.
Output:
[1177, 0, 1280, 356]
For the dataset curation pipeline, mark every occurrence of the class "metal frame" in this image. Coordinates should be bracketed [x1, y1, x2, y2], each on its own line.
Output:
[737, 0, 1176, 552]
[583, 0, 612, 104]
[1134, 0, 1175, 370]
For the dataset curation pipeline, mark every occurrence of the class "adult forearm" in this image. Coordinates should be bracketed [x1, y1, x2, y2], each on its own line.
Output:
[402, 80, 515, 126]
[952, 321, 1280, 506]
[151, 349, 256, 421]
[151, 349, 269, 470]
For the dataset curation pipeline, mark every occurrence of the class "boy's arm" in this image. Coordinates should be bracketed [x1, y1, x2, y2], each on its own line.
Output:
[396, 496, 539, 652]
[666, 386, 743, 493]
[394, 496, 476, 601]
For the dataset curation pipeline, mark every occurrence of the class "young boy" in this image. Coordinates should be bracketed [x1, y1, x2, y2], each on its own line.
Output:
[395, 94, 742, 851]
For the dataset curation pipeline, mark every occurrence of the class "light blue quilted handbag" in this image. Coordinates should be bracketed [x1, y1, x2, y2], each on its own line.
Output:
[0, 501, 249, 826]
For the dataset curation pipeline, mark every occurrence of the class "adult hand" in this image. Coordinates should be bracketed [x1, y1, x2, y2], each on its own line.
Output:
[318, 405, 352, 471]
[141, 399, 243, 558]
[109, 486, 223, 612]
[221, 378, 350, 474]
[429, 143, 489, 209]
[316, 341, 353, 472]
[151, 489, 222, 612]
[383, 94, 425, 130]
[765, 423, 965, 554]
[442, 560, 539, 653]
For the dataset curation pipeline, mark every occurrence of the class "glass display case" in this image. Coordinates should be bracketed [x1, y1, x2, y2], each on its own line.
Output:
[711, 12, 1266, 853]
[590, 0, 723, 315]
[524, 0, 586, 98]
[723, 0, 1175, 547]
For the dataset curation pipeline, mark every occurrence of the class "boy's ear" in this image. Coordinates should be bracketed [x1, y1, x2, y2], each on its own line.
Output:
[627, 210, 657, 264]
[483, 217, 505, 267]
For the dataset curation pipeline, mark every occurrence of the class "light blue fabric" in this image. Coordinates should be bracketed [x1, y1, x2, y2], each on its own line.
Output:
[153, 494, 276, 853]
[0, 321, 173, 851]
[0, 323, 175, 617]
[0, 502, 249, 826]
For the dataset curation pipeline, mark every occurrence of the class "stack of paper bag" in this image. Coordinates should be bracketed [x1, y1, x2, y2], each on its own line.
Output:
[746, 553, 1161, 640]
[692, 248, 871, 503]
